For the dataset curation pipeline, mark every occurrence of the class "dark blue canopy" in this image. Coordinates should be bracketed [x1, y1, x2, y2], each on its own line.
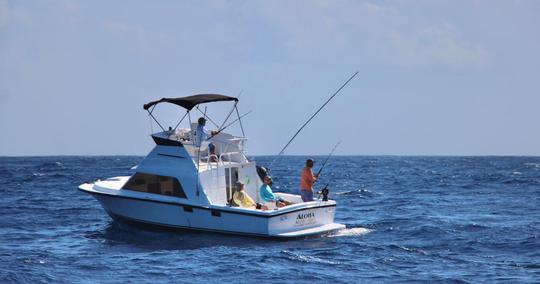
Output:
[144, 94, 238, 111]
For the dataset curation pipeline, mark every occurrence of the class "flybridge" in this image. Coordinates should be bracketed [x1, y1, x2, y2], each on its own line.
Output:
[143, 93, 246, 139]
[142, 93, 250, 174]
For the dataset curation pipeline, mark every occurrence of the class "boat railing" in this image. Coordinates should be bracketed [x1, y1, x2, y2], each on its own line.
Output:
[219, 152, 244, 166]
[203, 154, 220, 172]
[198, 152, 245, 185]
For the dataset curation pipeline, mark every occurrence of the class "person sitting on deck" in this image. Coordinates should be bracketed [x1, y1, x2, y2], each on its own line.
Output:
[231, 181, 267, 210]
[300, 158, 319, 202]
[195, 117, 218, 162]
[259, 176, 292, 208]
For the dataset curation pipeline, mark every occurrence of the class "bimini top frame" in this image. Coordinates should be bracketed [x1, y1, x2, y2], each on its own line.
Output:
[143, 93, 245, 138]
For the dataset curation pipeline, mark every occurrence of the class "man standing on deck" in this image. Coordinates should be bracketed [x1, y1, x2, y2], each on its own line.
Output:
[300, 158, 319, 202]
[196, 117, 218, 162]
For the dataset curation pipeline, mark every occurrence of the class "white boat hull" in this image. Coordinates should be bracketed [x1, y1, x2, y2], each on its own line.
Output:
[80, 183, 345, 238]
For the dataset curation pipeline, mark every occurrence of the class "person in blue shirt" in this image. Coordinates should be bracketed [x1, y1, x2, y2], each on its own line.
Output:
[195, 117, 217, 162]
[260, 176, 291, 208]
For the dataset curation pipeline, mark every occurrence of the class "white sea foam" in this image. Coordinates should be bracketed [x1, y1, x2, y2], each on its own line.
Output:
[328, 227, 373, 238]
[24, 259, 47, 264]
[335, 190, 356, 195]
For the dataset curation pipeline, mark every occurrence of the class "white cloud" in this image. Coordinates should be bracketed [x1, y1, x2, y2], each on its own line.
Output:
[388, 24, 489, 68]
[249, 0, 489, 68]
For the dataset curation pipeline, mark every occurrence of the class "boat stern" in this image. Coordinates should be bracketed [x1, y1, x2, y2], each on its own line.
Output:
[267, 201, 345, 238]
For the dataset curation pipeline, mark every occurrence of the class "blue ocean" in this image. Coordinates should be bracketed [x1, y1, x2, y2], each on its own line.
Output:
[1, 156, 539, 283]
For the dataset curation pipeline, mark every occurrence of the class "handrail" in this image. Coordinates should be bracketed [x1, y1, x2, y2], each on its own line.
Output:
[205, 154, 220, 170]
[219, 152, 242, 166]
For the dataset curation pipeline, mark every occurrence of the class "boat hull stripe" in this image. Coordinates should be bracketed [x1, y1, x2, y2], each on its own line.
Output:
[157, 153, 186, 159]
[108, 212, 286, 238]
[79, 187, 336, 218]
[152, 135, 184, 147]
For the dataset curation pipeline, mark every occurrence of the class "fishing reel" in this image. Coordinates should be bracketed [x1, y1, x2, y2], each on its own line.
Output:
[318, 184, 330, 202]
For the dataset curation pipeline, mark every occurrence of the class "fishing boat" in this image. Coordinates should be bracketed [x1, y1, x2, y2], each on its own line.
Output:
[79, 94, 345, 238]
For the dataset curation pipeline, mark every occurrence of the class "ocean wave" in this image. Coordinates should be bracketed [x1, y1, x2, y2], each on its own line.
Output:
[389, 244, 429, 255]
[36, 161, 65, 168]
[335, 188, 381, 197]
[2, 156, 540, 283]
[524, 162, 540, 168]
[280, 250, 341, 265]
[456, 223, 490, 232]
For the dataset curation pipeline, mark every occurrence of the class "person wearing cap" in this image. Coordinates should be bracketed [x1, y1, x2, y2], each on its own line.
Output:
[232, 181, 267, 210]
[300, 158, 319, 202]
[259, 176, 287, 208]
[196, 117, 218, 162]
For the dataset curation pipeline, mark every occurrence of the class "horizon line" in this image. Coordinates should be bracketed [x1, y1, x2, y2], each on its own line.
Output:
[1, 154, 539, 158]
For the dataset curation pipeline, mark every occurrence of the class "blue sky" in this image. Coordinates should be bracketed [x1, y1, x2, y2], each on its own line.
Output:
[1, 0, 539, 156]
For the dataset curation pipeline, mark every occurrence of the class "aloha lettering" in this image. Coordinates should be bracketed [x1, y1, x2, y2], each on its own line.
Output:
[295, 212, 317, 227]
[296, 212, 315, 220]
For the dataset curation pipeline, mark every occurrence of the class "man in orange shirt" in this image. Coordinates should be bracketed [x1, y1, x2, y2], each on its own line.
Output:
[300, 158, 319, 202]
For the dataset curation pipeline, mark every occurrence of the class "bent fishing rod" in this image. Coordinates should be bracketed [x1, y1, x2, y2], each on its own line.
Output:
[314, 140, 340, 200]
[316, 140, 342, 177]
[312, 141, 341, 201]
[268, 71, 359, 169]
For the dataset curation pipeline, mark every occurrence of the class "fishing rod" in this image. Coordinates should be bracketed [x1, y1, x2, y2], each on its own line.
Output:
[312, 141, 341, 202]
[316, 140, 342, 177]
[220, 103, 238, 130]
[207, 110, 252, 140]
[268, 71, 359, 169]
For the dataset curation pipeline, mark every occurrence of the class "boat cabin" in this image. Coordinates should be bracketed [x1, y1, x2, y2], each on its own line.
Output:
[138, 94, 269, 208]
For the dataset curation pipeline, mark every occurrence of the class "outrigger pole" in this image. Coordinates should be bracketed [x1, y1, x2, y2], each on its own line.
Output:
[207, 110, 252, 140]
[218, 100, 238, 131]
[268, 71, 359, 169]
[235, 105, 246, 137]
[217, 90, 243, 131]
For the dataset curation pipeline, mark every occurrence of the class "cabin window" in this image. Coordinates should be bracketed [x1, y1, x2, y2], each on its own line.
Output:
[122, 173, 187, 198]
